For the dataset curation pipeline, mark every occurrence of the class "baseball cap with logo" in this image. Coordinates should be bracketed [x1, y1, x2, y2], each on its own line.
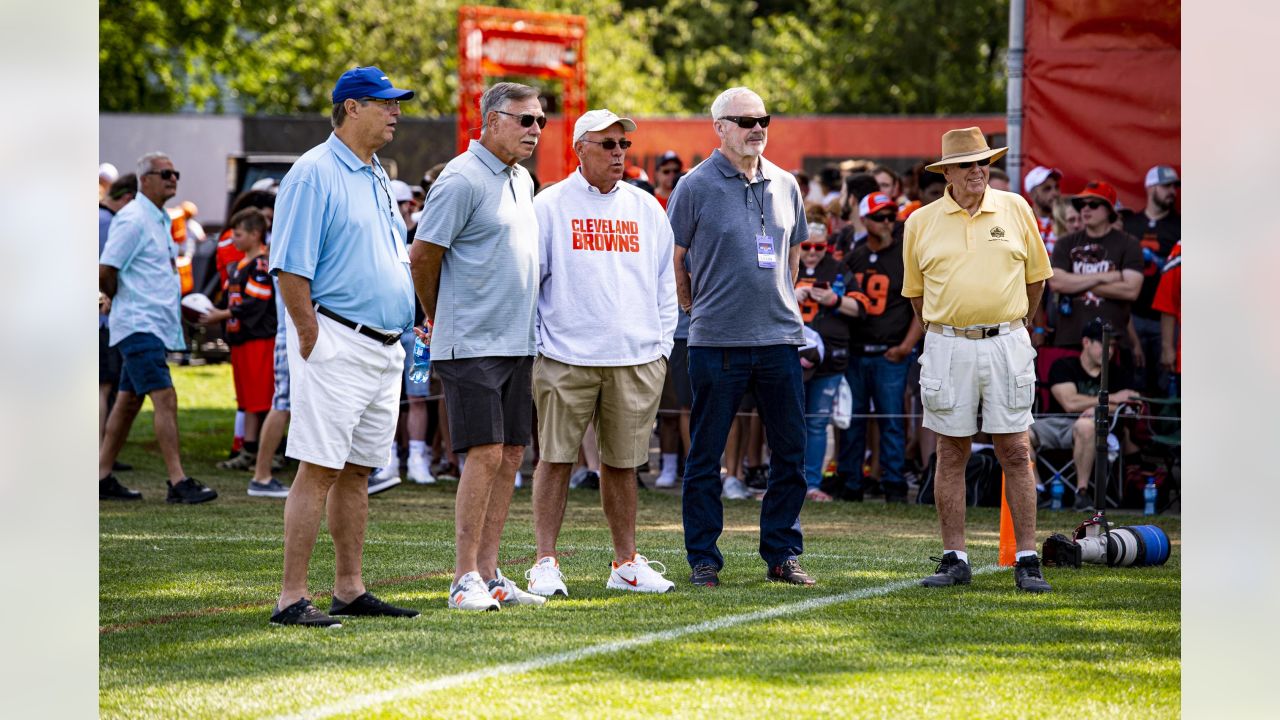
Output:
[331, 66, 415, 104]
[1024, 166, 1062, 193]
[1144, 165, 1180, 188]
[573, 109, 637, 142]
[858, 192, 897, 218]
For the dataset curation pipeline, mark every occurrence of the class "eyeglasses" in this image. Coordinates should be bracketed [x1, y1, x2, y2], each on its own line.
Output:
[1073, 199, 1108, 210]
[952, 158, 991, 169]
[361, 97, 400, 110]
[799, 242, 828, 251]
[496, 110, 547, 129]
[580, 138, 633, 150]
[145, 169, 180, 181]
[718, 115, 771, 129]
[866, 213, 896, 223]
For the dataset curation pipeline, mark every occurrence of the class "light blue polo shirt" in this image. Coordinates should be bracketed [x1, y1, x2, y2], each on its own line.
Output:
[99, 195, 185, 350]
[415, 140, 538, 359]
[270, 132, 415, 333]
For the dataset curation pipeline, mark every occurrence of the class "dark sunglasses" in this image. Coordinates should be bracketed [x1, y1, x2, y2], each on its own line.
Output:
[1073, 199, 1108, 210]
[799, 242, 828, 251]
[145, 169, 180, 181]
[952, 158, 991, 169]
[719, 115, 771, 129]
[496, 110, 547, 128]
[866, 213, 896, 223]
[580, 138, 633, 150]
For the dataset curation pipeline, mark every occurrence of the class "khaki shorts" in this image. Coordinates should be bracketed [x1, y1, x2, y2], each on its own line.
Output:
[917, 327, 1037, 437]
[533, 355, 667, 468]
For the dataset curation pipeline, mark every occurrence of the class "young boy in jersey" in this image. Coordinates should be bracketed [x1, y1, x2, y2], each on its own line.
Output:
[201, 208, 287, 497]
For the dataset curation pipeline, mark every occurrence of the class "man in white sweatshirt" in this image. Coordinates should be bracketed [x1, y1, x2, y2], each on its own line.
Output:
[524, 110, 679, 596]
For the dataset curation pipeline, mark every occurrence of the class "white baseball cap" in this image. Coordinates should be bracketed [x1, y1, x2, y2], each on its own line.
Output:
[1024, 166, 1061, 193]
[250, 177, 279, 192]
[1144, 165, 1180, 187]
[389, 179, 413, 203]
[98, 162, 119, 183]
[573, 109, 636, 142]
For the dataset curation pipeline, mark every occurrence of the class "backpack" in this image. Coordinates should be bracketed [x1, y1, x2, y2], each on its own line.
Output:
[916, 449, 1004, 507]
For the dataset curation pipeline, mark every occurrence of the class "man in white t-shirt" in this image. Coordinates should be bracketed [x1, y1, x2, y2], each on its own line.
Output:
[524, 109, 679, 597]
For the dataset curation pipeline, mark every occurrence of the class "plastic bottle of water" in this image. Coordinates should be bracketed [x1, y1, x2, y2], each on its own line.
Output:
[831, 273, 845, 301]
[1143, 474, 1157, 515]
[408, 325, 431, 384]
[1050, 474, 1064, 510]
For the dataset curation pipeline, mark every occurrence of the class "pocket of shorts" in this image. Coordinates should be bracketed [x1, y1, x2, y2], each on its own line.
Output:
[303, 322, 335, 364]
[1011, 373, 1036, 411]
[918, 336, 955, 412]
[919, 376, 954, 412]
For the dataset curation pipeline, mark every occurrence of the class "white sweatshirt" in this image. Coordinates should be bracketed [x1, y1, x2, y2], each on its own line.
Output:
[533, 169, 677, 366]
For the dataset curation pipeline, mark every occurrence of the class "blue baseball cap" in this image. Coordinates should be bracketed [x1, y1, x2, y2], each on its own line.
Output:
[331, 66, 415, 104]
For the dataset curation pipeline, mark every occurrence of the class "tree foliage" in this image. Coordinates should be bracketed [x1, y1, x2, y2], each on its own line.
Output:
[100, 0, 1008, 116]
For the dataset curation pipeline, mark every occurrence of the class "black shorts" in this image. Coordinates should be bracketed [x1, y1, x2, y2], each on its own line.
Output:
[433, 355, 534, 453]
[99, 327, 123, 386]
[659, 339, 691, 411]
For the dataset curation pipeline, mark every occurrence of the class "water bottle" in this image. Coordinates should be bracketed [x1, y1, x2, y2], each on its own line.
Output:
[1143, 474, 1158, 515]
[1058, 293, 1073, 317]
[831, 274, 846, 313]
[1050, 474, 1064, 510]
[408, 325, 431, 384]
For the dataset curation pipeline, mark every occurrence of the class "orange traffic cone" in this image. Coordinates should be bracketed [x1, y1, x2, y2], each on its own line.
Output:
[998, 470, 1017, 567]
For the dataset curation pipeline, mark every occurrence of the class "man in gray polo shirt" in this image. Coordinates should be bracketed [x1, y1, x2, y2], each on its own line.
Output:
[410, 81, 546, 612]
[668, 86, 815, 588]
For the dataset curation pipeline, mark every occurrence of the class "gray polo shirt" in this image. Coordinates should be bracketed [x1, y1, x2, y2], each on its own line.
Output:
[667, 149, 808, 347]
[415, 140, 539, 359]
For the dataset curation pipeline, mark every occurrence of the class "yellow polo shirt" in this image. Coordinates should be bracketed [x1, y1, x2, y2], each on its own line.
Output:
[902, 186, 1053, 327]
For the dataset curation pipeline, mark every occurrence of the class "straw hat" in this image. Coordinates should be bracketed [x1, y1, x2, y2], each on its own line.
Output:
[925, 127, 1008, 173]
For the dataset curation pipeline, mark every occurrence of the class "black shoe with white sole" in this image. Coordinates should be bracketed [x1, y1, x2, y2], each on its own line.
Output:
[920, 552, 972, 587]
[100, 475, 142, 501]
[166, 477, 217, 504]
[270, 598, 342, 628]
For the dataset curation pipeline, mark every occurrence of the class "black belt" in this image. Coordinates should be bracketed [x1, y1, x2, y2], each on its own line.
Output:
[314, 304, 400, 346]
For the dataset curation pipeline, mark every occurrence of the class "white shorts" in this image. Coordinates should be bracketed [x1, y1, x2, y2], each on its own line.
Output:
[284, 312, 405, 470]
[917, 326, 1037, 437]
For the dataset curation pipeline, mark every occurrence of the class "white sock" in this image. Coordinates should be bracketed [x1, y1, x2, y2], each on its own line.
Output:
[944, 550, 969, 564]
[1015, 550, 1038, 562]
[660, 453, 678, 476]
[409, 440, 428, 459]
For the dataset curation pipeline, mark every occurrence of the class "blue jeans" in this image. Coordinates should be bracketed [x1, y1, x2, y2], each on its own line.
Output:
[684, 345, 807, 570]
[803, 373, 843, 489]
[838, 350, 914, 495]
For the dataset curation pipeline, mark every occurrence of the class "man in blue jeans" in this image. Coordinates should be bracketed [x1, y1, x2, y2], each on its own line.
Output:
[668, 87, 814, 587]
[838, 192, 923, 503]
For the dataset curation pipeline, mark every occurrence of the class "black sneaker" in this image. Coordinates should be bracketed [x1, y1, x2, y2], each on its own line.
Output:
[743, 465, 769, 491]
[329, 592, 420, 618]
[166, 477, 218, 504]
[1014, 555, 1053, 593]
[100, 475, 141, 501]
[112, 460, 133, 472]
[838, 486, 865, 502]
[767, 558, 817, 586]
[883, 485, 909, 504]
[920, 552, 972, 587]
[270, 598, 342, 628]
[1072, 494, 1095, 511]
[576, 470, 600, 490]
[690, 563, 720, 587]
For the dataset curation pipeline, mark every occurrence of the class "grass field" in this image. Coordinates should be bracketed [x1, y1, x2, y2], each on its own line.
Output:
[100, 364, 1180, 719]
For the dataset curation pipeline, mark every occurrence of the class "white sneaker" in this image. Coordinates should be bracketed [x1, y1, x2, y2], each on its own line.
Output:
[722, 475, 751, 500]
[407, 454, 435, 485]
[607, 553, 675, 593]
[487, 569, 546, 606]
[524, 556, 569, 597]
[448, 571, 500, 611]
[372, 462, 400, 482]
[654, 471, 677, 489]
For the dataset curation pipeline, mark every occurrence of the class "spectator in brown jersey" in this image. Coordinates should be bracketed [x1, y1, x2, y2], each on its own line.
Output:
[1049, 181, 1143, 371]
[1122, 165, 1181, 394]
[836, 192, 923, 503]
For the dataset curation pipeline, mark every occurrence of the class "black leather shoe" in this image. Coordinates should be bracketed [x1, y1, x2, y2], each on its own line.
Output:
[1014, 555, 1053, 593]
[920, 552, 972, 587]
[690, 563, 720, 587]
[166, 477, 218, 504]
[270, 598, 341, 628]
[330, 592, 420, 617]
[767, 558, 816, 586]
[99, 475, 141, 501]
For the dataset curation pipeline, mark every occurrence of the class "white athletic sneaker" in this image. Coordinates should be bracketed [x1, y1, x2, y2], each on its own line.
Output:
[372, 462, 400, 482]
[407, 454, 435, 485]
[487, 569, 546, 606]
[654, 471, 677, 489]
[524, 556, 569, 597]
[448, 571, 500, 611]
[722, 475, 751, 500]
[606, 554, 675, 593]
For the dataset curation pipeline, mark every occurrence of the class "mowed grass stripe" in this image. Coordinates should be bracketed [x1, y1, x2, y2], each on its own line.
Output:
[268, 565, 1004, 720]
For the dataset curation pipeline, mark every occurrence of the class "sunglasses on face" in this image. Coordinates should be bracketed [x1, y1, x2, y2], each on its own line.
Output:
[496, 110, 547, 128]
[1074, 199, 1108, 210]
[866, 213, 896, 223]
[580, 138, 633, 150]
[952, 158, 991, 169]
[799, 242, 828, 251]
[145, 169, 180, 181]
[719, 115, 771, 129]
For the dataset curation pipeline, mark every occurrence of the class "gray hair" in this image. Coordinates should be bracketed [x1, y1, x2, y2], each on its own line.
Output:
[136, 152, 170, 178]
[480, 82, 540, 135]
[710, 87, 762, 119]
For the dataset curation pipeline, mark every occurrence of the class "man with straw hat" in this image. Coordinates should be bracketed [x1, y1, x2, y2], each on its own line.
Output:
[902, 127, 1055, 593]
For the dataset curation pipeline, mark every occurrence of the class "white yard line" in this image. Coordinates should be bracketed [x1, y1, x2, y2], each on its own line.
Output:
[267, 565, 1005, 720]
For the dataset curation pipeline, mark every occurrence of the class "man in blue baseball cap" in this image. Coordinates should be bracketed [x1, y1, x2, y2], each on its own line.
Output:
[267, 65, 420, 627]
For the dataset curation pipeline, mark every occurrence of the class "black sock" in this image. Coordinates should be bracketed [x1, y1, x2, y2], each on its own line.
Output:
[244, 441, 259, 454]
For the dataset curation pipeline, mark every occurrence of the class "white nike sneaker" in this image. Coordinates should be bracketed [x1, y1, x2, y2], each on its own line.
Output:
[487, 569, 546, 606]
[372, 462, 400, 482]
[448, 571, 500, 611]
[654, 471, 677, 489]
[607, 553, 675, 593]
[722, 475, 751, 500]
[407, 454, 435, 485]
[524, 556, 569, 597]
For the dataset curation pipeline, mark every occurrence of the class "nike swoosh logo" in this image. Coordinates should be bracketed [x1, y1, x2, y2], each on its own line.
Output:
[622, 576, 638, 586]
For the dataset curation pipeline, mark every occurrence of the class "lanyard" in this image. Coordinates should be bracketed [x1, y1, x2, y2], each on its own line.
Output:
[745, 175, 766, 235]
[369, 158, 402, 250]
